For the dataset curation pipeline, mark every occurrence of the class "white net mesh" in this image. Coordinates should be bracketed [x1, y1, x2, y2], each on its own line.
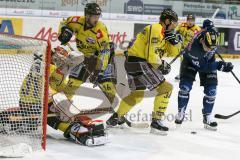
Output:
[0, 34, 50, 153]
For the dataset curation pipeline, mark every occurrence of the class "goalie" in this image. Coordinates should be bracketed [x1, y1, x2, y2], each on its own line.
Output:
[0, 45, 108, 146]
[48, 45, 108, 146]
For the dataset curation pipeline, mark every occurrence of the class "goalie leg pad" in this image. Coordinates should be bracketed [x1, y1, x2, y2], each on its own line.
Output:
[64, 120, 107, 146]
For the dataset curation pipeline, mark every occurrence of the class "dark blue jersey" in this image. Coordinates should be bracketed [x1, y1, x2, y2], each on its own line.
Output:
[183, 30, 219, 72]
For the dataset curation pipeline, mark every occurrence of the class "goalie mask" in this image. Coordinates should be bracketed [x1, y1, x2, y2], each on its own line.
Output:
[51, 46, 84, 70]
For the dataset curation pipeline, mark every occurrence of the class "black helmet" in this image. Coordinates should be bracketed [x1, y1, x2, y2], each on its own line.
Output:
[204, 28, 219, 49]
[187, 14, 195, 21]
[203, 19, 214, 29]
[160, 8, 178, 22]
[84, 3, 102, 15]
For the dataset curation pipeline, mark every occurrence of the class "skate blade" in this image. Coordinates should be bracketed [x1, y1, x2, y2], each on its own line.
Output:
[150, 128, 168, 136]
[204, 124, 217, 131]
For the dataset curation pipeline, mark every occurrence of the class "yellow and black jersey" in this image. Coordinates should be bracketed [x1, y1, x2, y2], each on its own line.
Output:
[128, 23, 180, 68]
[175, 22, 201, 48]
[59, 16, 110, 71]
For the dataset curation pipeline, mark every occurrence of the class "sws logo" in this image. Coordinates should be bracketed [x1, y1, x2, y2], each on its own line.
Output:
[127, 6, 143, 12]
[0, 18, 23, 35]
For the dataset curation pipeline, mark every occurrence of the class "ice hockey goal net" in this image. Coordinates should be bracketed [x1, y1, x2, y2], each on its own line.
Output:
[0, 33, 51, 157]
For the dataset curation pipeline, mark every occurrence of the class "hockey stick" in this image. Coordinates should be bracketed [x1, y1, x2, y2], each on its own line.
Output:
[66, 43, 149, 128]
[169, 49, 185, 65]
[214, 52, 240, 119]
[216, 52, 240, 84]
[215, 110, 240, 119]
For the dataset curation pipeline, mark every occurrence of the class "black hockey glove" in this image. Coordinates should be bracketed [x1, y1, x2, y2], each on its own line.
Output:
[165, 30, 179, 45]
[217, 61, 234, 72]
[58, 26, 73, 45]
[159, 60, 171, 75]
[176, 34, 183, 43]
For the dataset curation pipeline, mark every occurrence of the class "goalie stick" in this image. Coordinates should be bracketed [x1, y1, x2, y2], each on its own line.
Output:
[215, 110, 240, 119]
[66, 43, 149, 128]
[53, 92, 149, 128]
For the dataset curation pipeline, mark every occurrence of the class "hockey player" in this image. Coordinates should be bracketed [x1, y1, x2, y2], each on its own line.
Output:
[46, 3, 117, 145]
[106, 9, 181, 135]
[175, 21, 234, 131]
[57, 2, 117, 107]
[174, 14, 201, 80]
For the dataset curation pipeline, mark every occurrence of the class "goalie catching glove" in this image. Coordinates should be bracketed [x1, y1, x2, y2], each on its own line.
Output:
[63, 119, 107, 146]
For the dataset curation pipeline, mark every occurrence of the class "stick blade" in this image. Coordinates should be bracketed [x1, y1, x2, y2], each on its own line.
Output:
[214, 114, 229, 119]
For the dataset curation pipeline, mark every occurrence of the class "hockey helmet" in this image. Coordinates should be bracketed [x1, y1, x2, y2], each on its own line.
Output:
[203, 19, 214, 29]
[187, 14, 195, 21]
[84, 3, 102, 15]
[160, 8, 178, 22]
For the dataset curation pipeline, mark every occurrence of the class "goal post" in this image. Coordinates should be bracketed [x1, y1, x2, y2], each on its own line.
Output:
[0, 33, 51, 157]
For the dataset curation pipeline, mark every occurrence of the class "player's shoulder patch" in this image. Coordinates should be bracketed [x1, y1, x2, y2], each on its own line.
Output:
[95, 21, 109, 39]
[96, 29, 104, 39]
